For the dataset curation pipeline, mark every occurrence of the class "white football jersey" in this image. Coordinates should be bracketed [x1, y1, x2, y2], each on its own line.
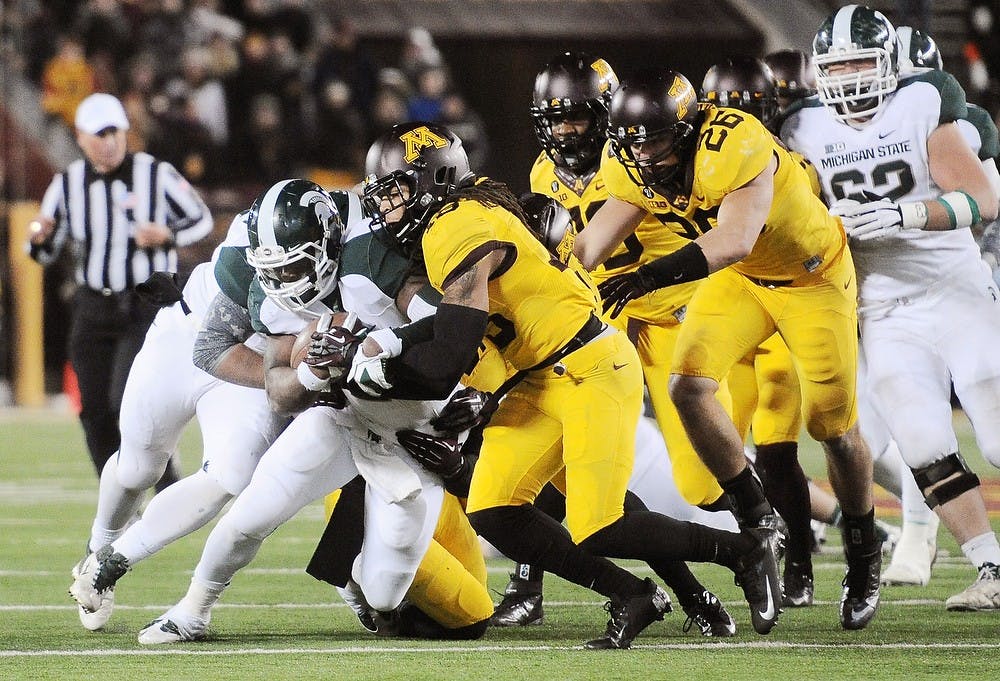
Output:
[781, 73, 982, 302]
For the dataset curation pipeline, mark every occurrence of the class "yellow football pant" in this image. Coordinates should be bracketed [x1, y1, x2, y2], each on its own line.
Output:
[323, 490, 492, 628]
[674, 253, 858, 442]
[728, 333, 803, 445]
[612, 316, 728, 506]
[467, 331, 643, 543]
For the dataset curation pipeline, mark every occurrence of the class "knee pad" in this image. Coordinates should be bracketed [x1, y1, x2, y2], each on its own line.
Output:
[912, 452, 980, 509]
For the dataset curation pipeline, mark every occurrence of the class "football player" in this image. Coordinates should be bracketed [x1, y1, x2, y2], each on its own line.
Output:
[352, 121, 783, 647]
[782, 5, 1000, 611]
[576, 63, 881, 629]
[763, 48, 817, 115]
[699, 56, 816, 607]
[68, 211, 289, 631]
[488, 54, 738, 634]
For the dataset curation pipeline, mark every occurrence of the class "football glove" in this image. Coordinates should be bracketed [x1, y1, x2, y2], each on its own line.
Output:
[429, 387, 495, 435]
[304, 312, 371, 381]
[396, 429, 465, 480]
[830, 193, 927, 241]
[597, 271, 654, 319]
[345, 327, 402, 397]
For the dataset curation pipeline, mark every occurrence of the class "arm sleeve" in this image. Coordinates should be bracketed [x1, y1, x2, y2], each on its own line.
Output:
[385, 303, 489, 399]
[192, 292, 255, 378]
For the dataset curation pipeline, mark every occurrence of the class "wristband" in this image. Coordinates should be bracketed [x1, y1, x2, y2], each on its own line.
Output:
[296, 361, 331, 392]
[636, 241, 710, 290]
[899, 201, 929, 230]
[365, 327, 403, 358]
[935, 191, 980, 230]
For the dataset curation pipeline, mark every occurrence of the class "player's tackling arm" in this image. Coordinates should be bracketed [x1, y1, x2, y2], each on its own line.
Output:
[694, 155, 774, 268]
[573, 196, 646, 270]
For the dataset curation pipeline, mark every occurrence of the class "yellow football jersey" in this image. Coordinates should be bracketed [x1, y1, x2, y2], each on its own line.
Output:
[531, 150, 699, 324]
[602, 105, 846, 281]
[422, 196, 600, 371]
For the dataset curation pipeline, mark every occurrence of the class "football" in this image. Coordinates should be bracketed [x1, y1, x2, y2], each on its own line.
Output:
[289, 311, 350, 368]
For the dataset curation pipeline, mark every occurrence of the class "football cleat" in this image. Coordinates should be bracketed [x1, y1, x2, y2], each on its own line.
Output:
[757, 513, 788, 563]
[782, 560, 815, 608]
[137, 607, 208, 644]
[840, 549, 882, 630]
[945, 563, 1000, 611]
[489, 575, 544, 627]
[584, 578, 671, 649]
[681, 590, 736, 637]
[881, 514, 939, 587]
[732, 526, 782, 635]
[69, 545, 129, 631]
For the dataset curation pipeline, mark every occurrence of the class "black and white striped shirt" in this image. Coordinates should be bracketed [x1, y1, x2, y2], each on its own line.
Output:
[31, 152, 213, 292]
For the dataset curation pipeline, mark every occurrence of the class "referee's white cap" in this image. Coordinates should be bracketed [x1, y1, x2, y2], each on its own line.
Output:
[75, 93, 130, 135]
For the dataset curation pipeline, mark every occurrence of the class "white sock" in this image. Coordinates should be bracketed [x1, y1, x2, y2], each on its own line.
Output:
[177, 577, 228, 622]
[960, 531, 1000, 569]
[113, 471, 232, 566]
[89, 455, 144, 553]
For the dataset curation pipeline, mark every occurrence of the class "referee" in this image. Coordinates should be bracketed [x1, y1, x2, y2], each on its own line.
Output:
[27, 92, 213, 486]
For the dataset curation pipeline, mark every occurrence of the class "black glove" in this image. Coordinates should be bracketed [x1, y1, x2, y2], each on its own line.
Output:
[135, 272, 186, 308]
[597, 270, 654, 319]
[429, 387, 495, 435]
[396, 429, 465, 480]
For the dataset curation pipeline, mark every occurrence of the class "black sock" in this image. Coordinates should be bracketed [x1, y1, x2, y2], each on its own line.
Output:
[841, 507, 879, 559]
[754, 441, 812, 564]
[623, 490, 705, 605]
[469, 504, 645, 598]
[721, 466, 772, 528]
[579, 510, 751, 572]
[510, 563, 544, 585]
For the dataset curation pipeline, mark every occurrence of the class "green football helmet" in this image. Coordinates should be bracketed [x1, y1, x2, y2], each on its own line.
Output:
[246, 178, 343, 315]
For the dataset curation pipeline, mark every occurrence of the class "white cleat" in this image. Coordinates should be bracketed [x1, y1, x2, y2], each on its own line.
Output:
[138, 607, 208, 644]
[69, 552, 115, 631]
[880, 515, 939, 587]
[945, 563, 1000, 611]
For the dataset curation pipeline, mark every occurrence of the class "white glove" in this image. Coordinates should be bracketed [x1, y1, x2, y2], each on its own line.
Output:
[830, 196, 926, 241]
[345, 328, 401, 397]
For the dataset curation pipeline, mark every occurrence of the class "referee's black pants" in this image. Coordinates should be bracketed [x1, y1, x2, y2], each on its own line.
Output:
[68, 287, 179, 491]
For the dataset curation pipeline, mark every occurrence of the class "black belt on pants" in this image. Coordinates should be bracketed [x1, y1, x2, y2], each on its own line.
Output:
[743, 276, 794, 289]
[485, 313, 608, 412]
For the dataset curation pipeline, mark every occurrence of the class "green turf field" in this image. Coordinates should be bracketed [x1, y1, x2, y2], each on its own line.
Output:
[2, 408, 998, 680]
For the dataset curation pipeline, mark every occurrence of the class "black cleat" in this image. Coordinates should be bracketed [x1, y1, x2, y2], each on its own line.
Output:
[584, 578, 671, 650]
[732, 527, 782, 635]
[840, 549, 881, 630]
[489, 575, 544, 627]
[681, 590, 736, 637]
[782, 560, 815, 608]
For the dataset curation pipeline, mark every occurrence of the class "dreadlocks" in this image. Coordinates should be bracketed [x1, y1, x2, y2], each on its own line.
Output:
[441, 177, 530, 227]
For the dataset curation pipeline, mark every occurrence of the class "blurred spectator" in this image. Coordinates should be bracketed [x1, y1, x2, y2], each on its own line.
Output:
[370, 83, 410, 142]
[407, 65, 449, 122]
[41, 34, 95, 130]
[187, 0, 244, 48]
[245, 93, 299, 184]
[964, 2, 1000, 117]
[147, 83, 215, 185]
[205, 30, 242, 81]
[268, 0, 313, 53]
[172, 46, 229, 148]
[74, 0, 134, 71]
[400, 27, 444, 86]
[895, 1, 931, 31]
[439, 91, 489, 169]
[120, 52, 161, 153]
[311, 14, 378, 134]
[312, 76, 366, 173]
[134, 0, 189, 81]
